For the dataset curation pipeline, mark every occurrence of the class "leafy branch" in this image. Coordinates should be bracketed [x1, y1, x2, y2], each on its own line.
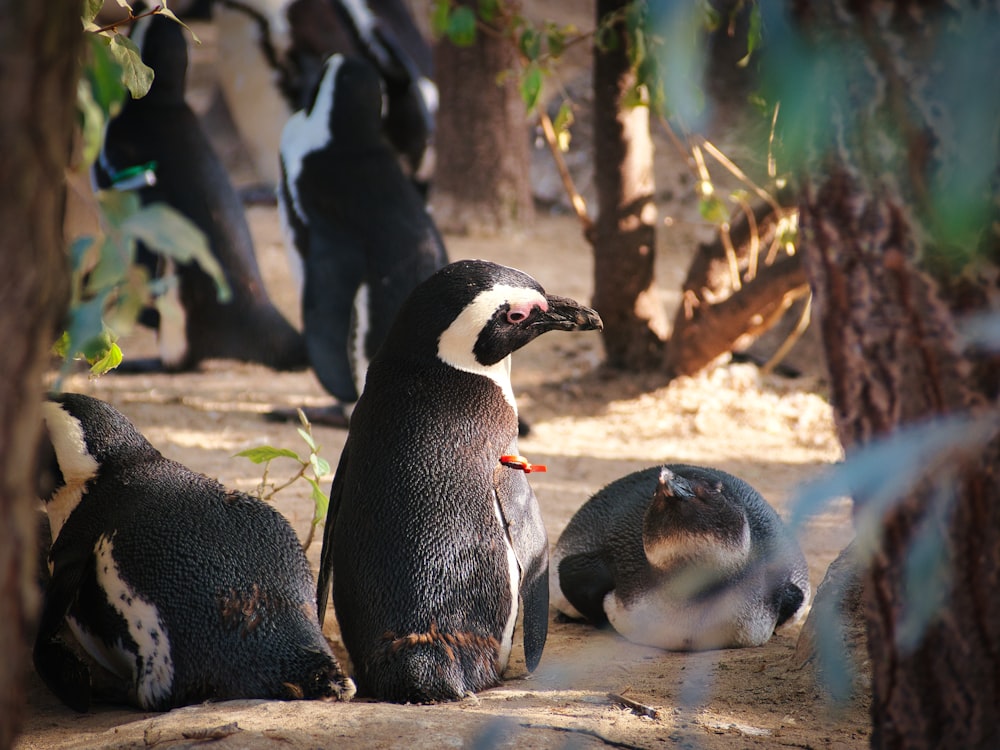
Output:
[235, 410, 332, 551]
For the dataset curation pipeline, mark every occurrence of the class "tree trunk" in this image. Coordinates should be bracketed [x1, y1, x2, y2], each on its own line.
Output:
[0, 3, 78, 746]
[590, 0, 666, 370]
[664, 200, 807, 378]
[786, 2, 1000, 746]
[431, 0, 534, 235]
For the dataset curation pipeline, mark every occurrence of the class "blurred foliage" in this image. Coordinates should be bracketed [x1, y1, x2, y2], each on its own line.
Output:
[58, 0, 225, 384]
[235, 410, 332, 550]
[756, 4, 1000, 255]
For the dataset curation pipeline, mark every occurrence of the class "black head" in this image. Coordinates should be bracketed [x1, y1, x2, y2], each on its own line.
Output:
[641, 466, 752, 572]
[304, 53, 385, 147]
[131, 15, 188, 105]
[377, 259, 603, 373]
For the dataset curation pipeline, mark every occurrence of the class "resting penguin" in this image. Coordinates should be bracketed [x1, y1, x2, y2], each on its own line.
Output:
[277, 53, 448, 425]
[316, 260, 603, 702]
[551, 465, 811, 651]
[34, 393, 355, 711]
[94, 15, 307, 373]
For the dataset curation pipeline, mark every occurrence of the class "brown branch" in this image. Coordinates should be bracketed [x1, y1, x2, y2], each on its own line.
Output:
[608, 692, 662, 720]
[91, 5, 162, 35]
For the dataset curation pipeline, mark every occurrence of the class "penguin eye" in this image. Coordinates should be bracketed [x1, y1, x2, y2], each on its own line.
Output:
[506, 305, 534, 324]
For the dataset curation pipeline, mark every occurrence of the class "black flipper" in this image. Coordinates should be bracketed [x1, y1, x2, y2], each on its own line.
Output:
[493, 469, 549, 672]
[33, 555, 91, 712]
[316, 441, 350, 626]
[773, 580, 806, 628]
[558, 552, 616, 627]
[302, 217, 366, 403]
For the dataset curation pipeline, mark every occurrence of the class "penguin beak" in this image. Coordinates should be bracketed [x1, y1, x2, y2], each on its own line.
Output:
[535, 296, 604, 333]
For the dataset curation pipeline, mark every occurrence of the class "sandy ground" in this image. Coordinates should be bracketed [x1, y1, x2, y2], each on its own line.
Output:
[18, 12, 871, 749]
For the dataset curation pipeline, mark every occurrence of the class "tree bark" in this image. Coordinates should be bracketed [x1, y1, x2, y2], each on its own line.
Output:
[431, 0, 534, 235]
[787, 2, 1000, 746]
[590, 0, 666, 370]
[664, 201, 807, 378]
[0, 3, 78, 746]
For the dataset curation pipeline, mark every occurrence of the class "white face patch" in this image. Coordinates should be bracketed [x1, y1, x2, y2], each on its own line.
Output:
[279, 54, 344, 225]
[41, 402, 99, 545]
[94, 534, 174, 710]
[644, 520, 752, 574]
[436, 284, 546, 413]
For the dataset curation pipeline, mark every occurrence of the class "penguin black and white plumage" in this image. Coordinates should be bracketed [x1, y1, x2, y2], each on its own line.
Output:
[213, 0, 436, 191]
[278, 53, 448, 418]
[551, 465, 811, 651]
[94, 15, 307, 373]
[34, 393, 355, 711]
[316, 260, 603, 702]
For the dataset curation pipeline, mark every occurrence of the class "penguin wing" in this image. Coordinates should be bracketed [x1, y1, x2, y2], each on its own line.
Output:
[316, 440, 350, 626]
[556, 551, 615, 626]
[302, 217, 367, 402]
[493, 469, 549, 672]
[34, 545, 93, 712]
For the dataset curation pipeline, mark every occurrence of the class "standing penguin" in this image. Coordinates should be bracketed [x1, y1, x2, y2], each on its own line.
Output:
[551, 464, 811, 650]
[316, 260, 603, 702]
[213, 0, 436, 191]
[278, 53, 447, 425]
[95, 15, 307, 372]
[34, 393, 355, 711]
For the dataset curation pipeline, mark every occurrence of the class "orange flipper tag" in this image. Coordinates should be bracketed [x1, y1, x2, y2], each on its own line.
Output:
[500, 455, 547, 474]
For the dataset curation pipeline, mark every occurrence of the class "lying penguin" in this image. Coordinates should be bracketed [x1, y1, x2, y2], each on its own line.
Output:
[34, 393, 355, 711]
[277, 53, 447, 426]
[317, 259, 603, 702]
[551, 464, 811, 650]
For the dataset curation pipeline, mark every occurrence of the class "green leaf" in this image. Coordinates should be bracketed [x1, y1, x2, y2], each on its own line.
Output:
[738, 4, 763, 68]
[519, 27, 541, 61]
[64, 293, 110, 360]
[519, 63, 543, 112]
[69, 236, 96, 273]
[85, 235, 132, 294]
[306, 477, 330, 521]
[477, 0, 499, 23]
[310, 454, 332, 477]
[121, 203, 232, 302]
[108, 33, 154, 99]
[52, 331, 71, 359]
[234, 446, 302, 464]
[76, 78, 106, 169]
[595, 22, 618, 53]
[156, 6, 201, 45]
[89, 341, 123, 375]
[430, 0, 451, 38]
[545, 22, 566, 59]
[82, 0, 107, 30]
[699, 196, 730, 225]
[86, 34, 127, 117]
[98, 188, 142, 228]
[297, 427, 317, 452]
[446, 6, 477, 46]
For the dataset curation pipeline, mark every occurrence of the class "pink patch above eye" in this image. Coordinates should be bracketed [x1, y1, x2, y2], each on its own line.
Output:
[507, 295, 546, 324]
